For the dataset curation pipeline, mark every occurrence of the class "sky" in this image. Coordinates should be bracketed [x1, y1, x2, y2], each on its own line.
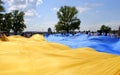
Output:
[2, 0, 120, 31]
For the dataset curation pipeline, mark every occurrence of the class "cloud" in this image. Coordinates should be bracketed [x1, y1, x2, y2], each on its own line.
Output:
[36, 0, 43, 6]
[77, 7, 90, 13]
[84, 3, 103, 7]
[77, 3, 103, 13]
[80, 20, 120, 31]
[6, 0, 43, 17]
[25, 9, 41, 17]
[52, 7, 59, 12]
[95, 10, 100, 13]
[7, 0, 27, 10]
[52, 3, 103, 14]
[52, 6, 90, 13]
[24, 21, 56, 31]
[25, 10, 36, 17]
[37, 21, 56, 32]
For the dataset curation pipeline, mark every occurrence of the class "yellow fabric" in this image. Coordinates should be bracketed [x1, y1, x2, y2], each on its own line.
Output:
[0, 34, 120, 75]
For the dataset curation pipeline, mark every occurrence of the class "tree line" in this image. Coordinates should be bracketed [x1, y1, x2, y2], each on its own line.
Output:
[97, 25, 120, 36]
[0, 0, 26, 35]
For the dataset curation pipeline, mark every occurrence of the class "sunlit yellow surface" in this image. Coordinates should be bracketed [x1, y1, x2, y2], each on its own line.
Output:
[0, 34, 120, 75]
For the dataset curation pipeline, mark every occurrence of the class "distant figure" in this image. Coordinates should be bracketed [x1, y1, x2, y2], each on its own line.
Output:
[96, 32, 100, 36]
[88, 32, 91, 36]
[48, 27, 52, 34]
[107, 33, 111, 37]
[0, 33, 2, 38]
[102, 32, 105, 36]
[111, 33, 116, 38]
[118, 26, 120, 37]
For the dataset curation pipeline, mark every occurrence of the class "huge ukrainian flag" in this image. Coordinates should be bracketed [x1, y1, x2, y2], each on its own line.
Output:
[0, 34, 120, 75]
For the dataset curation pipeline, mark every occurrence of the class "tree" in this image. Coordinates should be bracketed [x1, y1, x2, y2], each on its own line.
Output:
[11, 10, 26, 35]
[55, 6, 81, 33]
[0, 0, 4, 12]
[100, 25, 111, 33]
[55, 23, 63, 32]
[2, 13, 12, 34]
[0, 1, 26, 35]
[0, 0, 5, 32]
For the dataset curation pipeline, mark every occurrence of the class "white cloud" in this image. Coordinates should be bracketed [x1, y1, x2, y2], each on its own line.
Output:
[24, 21, 56, 32]
[7, 0, 27, 10]
[95, 10, 100, 13]
[52, 6, 90, 14]
[52, 7, 59, 12]
[77, 3, 103, 14]
[84, 3, 103, 7]
[25, 9, 41, 17]
[52, 3, 103, 14]
[6, 0, 43, 17]
[80, 20, 120, 31]
[8, 4, 27, 11]
[36, 0, 43, 6]
[52, 7, 89, 13]
[77, 7, 90, 13]
[29, 0, 34, 2]
[37, 21, 56, 32]
[25, 10, 36, 17]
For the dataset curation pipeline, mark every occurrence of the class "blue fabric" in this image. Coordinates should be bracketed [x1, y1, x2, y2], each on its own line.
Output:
[44, 33, 120, 55]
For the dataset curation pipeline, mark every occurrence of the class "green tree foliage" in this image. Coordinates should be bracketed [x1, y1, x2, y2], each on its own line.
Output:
[2, 13, 12, 34]
[55, 6, 81, 33]
[0, 0, 5, 32]
[0, 1, 26, 35]
[0, 10, 26, 35]
[100, 25, 111, 33]
[11, 10, 26, 35]
[0, 14, 3, 31]
[0, 0, 4, 12]
[55, 23, 63, 32]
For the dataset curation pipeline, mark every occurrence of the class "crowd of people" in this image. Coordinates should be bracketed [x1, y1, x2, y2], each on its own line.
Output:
[0, 29, 120, 39]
